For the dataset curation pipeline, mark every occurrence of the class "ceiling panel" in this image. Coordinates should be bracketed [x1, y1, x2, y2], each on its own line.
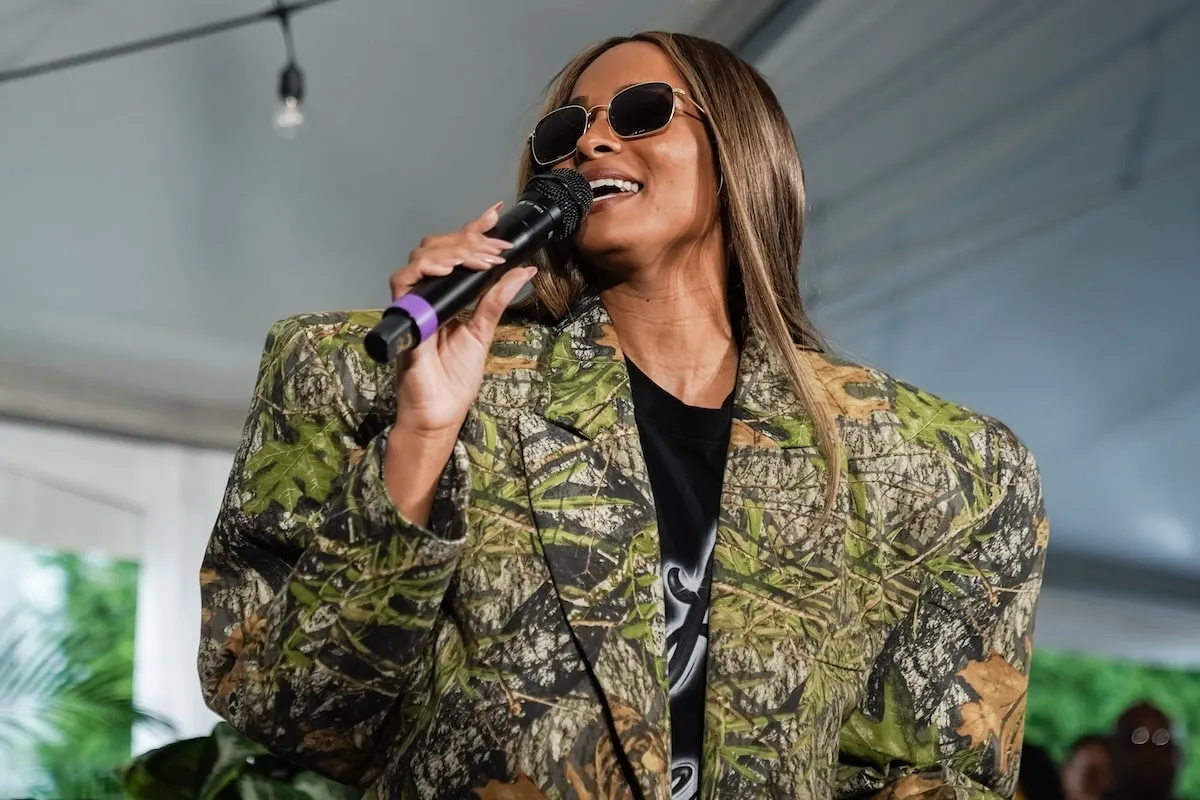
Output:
[760, 0, 1200, 579]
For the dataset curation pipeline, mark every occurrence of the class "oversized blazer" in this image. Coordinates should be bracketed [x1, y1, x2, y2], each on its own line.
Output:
[199, 296, 1048, 800]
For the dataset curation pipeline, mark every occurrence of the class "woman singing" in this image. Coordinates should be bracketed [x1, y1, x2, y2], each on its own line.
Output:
[199, 31, 1048, 800]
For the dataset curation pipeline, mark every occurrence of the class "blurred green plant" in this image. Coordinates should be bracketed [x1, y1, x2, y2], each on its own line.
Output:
[38, 552, 156, 797]
[0, 550, 167, 798]
[0, 610, 166, 798]
[1026, 648, 1200, 800]
[120, 722, 363, 800]
[1, 548, 361, 799]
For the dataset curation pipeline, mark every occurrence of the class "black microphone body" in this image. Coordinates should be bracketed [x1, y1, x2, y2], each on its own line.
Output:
[364, 170, 592, 364]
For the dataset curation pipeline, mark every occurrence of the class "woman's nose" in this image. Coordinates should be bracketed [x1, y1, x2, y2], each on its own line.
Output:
[576, 108, 623, 161]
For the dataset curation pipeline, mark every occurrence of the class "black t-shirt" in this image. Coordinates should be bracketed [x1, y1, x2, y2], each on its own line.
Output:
[627, 358, 733, 800]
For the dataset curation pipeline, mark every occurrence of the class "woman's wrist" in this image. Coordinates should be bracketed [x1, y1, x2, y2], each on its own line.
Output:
[383, 423, 459, 527]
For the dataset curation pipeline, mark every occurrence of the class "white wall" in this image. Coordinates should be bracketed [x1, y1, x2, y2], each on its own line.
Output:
[0, 417, 233, 752]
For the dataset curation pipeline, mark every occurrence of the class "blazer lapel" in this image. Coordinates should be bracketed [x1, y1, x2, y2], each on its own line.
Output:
[703, 332, 858, 798]
[517, 299, 671, 800]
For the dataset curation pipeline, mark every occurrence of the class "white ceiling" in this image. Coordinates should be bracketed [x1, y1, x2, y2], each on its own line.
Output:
[760, 0, 1200, 582]
[0, 0, 754, 440]
[1, 1, 1197, 593]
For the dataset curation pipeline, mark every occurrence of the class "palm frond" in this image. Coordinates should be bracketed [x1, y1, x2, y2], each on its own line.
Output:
[0, 606, 172, 752]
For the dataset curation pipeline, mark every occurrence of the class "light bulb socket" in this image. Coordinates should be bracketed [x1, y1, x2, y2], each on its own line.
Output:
[278, 61, 304, 104]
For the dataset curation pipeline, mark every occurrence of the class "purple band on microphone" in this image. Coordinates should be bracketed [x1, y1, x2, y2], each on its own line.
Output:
[391, 294, 438, 343]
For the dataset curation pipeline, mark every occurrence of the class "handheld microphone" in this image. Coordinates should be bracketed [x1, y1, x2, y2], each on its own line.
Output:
[364, 169, 594, 364]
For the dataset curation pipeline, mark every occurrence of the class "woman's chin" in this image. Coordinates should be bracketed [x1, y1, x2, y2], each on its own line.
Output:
[575, 232, 644, 265]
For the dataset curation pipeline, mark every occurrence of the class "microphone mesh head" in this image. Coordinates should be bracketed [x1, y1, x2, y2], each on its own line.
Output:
[525, 169, 594, 238]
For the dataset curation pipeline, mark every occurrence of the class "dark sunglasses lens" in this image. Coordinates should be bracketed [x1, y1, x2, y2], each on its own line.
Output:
[532, 106, 587, 165]
[610, 83, 676, 137]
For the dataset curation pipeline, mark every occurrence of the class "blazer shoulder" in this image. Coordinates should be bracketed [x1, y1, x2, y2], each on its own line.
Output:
[257, 308, 555, 419]
[799, 348, 1036, 484]
[263, 308, 554, 363]
[263, 309, 387, 359]
[253, 310, 394, 420]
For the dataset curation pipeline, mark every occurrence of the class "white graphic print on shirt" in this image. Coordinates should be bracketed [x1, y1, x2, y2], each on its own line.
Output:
[663, 522, 717, 800]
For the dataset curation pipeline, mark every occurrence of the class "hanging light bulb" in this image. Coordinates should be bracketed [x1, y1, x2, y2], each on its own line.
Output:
[274, 60, 305, 138]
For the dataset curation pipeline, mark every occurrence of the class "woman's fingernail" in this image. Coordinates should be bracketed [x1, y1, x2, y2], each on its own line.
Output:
[484, 255, 506, 265]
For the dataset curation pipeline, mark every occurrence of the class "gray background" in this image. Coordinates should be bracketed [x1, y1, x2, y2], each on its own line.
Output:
[1, 0, 1196, 610]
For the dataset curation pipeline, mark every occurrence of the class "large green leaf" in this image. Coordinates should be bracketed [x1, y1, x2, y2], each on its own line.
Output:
[242, 418, 342, 514]
[121, 723, 362, 800]
[543, 336, 627, 437]
[120, 733, 218, 799]
[839, 668, 940, 773]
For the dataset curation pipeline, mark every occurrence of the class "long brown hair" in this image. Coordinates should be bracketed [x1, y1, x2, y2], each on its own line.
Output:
[515, 31, 842, 511]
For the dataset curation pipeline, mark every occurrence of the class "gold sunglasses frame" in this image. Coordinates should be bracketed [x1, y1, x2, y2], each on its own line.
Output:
[528, 81, 710, 167]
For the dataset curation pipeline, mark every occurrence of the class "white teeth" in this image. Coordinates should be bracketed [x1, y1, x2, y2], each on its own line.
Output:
[588, 177, 642, 195]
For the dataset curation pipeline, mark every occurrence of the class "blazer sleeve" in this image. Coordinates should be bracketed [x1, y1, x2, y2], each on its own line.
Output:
[197, 316, 471, 787]
[835, 434, 1049, 800]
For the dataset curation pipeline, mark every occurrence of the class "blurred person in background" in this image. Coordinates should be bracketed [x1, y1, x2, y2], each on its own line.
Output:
[1061, 734, 1114, 800]
[1105, 702, 1182, 800]
[1017, 742, 1065, 800]
[197, 30, 1049, 800]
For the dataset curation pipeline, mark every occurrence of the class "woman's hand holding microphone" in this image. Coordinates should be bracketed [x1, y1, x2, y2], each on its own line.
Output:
[382, 202, 536, 526]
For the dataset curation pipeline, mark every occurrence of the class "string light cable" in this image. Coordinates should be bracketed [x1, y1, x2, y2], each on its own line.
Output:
[0, 0, 341, 136]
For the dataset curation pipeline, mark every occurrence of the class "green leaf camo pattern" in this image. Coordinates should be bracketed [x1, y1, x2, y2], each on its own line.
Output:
[198, 298, 1048, 800]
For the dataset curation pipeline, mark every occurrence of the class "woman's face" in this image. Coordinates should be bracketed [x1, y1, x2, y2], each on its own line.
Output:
[551, 41, 722, 272]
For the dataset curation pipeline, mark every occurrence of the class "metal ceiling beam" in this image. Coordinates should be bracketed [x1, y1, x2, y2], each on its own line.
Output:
[690, 0, 822, 59]
[737, 0, 823, 62]
[1044, 546, 1200, 610]
[0, 361, 243, 452]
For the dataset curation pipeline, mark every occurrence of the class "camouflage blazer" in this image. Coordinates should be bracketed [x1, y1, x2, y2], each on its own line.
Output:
[199, 297, 1048, 800]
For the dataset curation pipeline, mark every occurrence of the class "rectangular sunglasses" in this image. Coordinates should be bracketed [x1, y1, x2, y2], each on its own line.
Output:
[529, 80, 709, 168]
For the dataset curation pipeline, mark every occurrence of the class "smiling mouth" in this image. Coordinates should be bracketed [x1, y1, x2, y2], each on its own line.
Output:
[588, 178, 643, 201]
